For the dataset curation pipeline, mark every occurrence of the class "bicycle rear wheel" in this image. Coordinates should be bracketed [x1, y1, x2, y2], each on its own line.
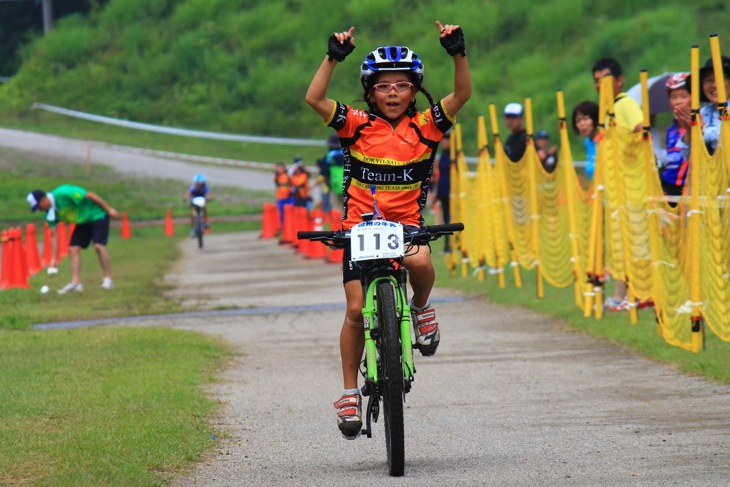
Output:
[377, 281, 405, 476]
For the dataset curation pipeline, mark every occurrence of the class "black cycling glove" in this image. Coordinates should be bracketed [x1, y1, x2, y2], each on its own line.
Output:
[440, 28, 466, 57]
[327, 34, 355, 62]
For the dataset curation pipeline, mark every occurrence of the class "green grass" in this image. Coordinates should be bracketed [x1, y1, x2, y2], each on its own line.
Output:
[433, 254, 730, 384]
[0, 326, 230, 486]
[0, 154, 241, 484]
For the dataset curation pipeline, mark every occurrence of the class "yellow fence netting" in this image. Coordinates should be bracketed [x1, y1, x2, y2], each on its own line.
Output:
[449, 48, 730, 352]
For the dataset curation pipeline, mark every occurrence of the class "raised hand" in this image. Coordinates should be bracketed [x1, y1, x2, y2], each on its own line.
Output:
[436, 21, 466, 57]
[328, 27, 356, 62]
[674, 103, 692, 131]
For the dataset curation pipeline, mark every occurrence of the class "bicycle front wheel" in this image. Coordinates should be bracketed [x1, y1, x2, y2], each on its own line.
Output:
[377, 281, 405, 476]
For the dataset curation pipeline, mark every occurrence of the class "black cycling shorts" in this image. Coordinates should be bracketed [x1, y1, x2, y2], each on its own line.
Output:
[69, 216, 110, 249]
[342, 246, 360, 284]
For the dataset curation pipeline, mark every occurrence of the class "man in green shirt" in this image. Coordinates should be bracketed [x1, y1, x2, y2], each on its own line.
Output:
[27, 185, 120, 294]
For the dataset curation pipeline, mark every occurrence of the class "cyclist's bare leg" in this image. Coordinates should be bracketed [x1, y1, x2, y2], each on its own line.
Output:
[69, 246, 82, 284]
[341, 280, 364, 390]
[403, 245, 435, 308]
[93, 243, 112, 279]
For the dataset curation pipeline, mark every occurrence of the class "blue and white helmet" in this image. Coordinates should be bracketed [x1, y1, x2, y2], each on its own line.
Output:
[193, 173, 207, 184]
[360, 46, 424, 90]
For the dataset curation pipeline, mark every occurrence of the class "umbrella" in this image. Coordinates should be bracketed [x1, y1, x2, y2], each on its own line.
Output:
[626, 73, 673, 115]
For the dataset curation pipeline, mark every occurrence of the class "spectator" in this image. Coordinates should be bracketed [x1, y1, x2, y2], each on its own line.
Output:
[572, 100, 600, 181]
[290, 160, 312, 211]
[592, 58, 643, 311]
[503, 102, 527, 162]
[26, 186, 119, 294]
[681, 55, 730, 158]
[661, 73, 691, 207]
[535, 130, 558, 173]
[274, 162, 292, 226]
[319, 133, 345, 212]
[288, 155, 304, 177]
[435, 130, 453, 252]
[592, 57, 643, 133]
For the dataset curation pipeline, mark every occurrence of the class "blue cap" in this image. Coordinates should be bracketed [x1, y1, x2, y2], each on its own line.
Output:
[27, 190, 46, 212]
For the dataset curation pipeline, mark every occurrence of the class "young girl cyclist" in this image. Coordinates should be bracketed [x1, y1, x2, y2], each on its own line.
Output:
[306, 21, 471, 439]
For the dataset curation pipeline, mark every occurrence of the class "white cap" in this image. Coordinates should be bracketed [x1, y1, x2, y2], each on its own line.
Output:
[504, 102, 523, 116]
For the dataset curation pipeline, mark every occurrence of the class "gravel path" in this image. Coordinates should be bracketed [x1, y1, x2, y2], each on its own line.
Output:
[87, 232, 729, 486]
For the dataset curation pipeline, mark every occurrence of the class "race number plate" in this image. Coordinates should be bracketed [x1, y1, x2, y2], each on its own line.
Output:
[350, 221, 404, 261]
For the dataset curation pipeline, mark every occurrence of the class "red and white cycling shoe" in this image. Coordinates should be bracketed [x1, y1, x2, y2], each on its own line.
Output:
[411, 303, 440, 356]
[334, 394, 362, 439]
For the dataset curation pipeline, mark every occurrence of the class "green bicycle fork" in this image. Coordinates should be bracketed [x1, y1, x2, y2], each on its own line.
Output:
[362, 276, 415, 386]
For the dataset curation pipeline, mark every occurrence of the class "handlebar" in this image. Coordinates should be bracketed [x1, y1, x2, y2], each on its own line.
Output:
[297, 222, 464, 249]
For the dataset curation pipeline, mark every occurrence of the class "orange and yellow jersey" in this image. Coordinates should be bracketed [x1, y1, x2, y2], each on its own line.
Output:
[290, 171, 310, 199]
[325, 100, 454, 230]
[275, 172, 290, 200]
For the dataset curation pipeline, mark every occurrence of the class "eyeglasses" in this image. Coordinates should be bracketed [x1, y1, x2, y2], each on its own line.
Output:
[372, 81, 414, 93]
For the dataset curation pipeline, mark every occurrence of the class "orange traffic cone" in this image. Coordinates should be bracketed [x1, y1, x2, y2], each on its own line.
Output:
[260, 203, 279, 239]
[279, 204, 295, 245]
[121, 212, 132, 239]
[7, 228, 30, 289]
[25, 223, 42, 275]
[164, 209, 175, 236]
[41, 222, 53, 267]
[294, 207, 310, 256]
[306, 209, 328, 260]
[330, 209, 341, 224]
[0, 230, 9, 288]
[56, 222, 68, 262]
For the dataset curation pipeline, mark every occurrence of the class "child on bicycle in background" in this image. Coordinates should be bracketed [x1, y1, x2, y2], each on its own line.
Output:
[306, 21, 471, 439]
[183, 173, 212, 233]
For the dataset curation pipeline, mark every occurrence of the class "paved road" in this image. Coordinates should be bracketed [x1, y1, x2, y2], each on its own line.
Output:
[14, 130, 729, 484]
[48, 232, 729, 486]
[0, 128, 274, 190]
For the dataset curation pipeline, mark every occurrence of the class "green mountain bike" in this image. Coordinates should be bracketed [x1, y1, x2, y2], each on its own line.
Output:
[299, 218, 463, 476]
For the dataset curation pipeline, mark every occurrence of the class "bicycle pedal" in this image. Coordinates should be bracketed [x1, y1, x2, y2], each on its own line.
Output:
[341, 431, 362, 441]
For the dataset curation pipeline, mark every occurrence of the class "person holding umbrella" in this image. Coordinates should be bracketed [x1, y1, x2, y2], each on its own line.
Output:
[679, 55, 730, 158]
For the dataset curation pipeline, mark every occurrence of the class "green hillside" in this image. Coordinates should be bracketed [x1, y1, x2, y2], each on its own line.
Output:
[0, 0, 728, 146]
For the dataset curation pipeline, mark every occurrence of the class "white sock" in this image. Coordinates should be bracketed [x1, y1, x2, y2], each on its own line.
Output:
[410, 299, 430, 312]
[343, 388, 359, 396]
